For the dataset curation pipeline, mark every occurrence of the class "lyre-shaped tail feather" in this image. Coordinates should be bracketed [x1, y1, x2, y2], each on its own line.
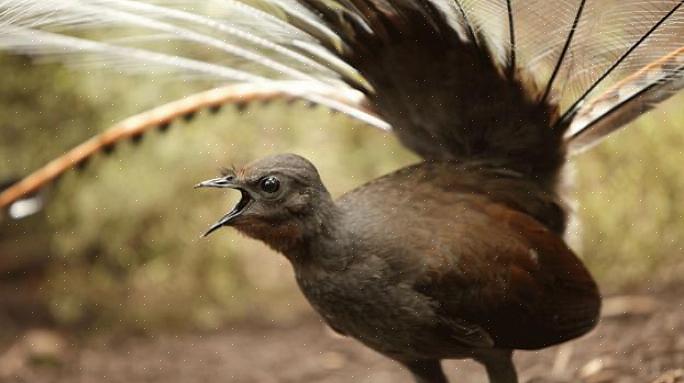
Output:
[0, 82, 383, 209]
[566, 47, 684, 154]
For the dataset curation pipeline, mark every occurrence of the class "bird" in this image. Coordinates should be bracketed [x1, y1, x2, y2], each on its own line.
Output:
[0, 1, 682, 382]
[194, 153, 600, 382]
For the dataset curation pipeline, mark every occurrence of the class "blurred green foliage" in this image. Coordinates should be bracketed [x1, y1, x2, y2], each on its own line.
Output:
[0, 54, 682, 333]
[575, 95, 684, 289]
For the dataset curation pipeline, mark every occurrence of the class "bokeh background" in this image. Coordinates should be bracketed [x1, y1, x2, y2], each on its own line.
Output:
[0, 51, 682, 382]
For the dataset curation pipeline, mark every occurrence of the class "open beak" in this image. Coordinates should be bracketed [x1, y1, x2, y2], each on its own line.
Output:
[195, 176, 252, 237]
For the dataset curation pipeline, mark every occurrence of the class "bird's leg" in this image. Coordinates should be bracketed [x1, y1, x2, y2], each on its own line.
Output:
[477, 350, 519, 383]
[401, 359, 449, 383]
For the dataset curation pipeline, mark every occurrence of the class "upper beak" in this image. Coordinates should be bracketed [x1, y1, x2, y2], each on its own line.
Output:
[195, 176, 251, 237]
[194, 176, 235, 189]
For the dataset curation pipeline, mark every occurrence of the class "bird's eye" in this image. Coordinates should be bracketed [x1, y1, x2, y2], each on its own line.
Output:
[259, 176, 280, 194]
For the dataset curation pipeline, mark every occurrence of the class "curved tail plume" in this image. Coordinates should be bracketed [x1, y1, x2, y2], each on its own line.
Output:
[0, 82, 382, 209]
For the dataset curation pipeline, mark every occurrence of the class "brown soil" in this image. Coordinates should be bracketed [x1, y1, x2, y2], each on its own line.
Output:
[0, 292, 682, 383]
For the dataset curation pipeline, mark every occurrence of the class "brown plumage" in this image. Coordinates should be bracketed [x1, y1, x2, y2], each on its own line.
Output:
[196, 154, 599, 383]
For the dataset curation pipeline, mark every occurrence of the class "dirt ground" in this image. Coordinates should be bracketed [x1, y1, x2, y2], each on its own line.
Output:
[0, 291, 682, 383]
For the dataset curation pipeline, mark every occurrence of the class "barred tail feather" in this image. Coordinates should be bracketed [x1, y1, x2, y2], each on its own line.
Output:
[0, 82, 382, 209]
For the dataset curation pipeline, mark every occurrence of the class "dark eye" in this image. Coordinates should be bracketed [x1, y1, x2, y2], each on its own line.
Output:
[259, 176, 280, 194]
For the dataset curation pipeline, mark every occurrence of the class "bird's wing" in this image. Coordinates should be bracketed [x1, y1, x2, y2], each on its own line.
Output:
[1, 0, 683, 208]
[414, 199, 600, 350]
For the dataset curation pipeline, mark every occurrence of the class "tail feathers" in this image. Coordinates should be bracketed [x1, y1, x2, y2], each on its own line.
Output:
[0, 82, 381, 210]
[292, 0, 683, 185]
[566, 46, 684, 154]
[297, 0, 458, 56]
[0, 0, 683, 205]
[311, 0, 565, 184]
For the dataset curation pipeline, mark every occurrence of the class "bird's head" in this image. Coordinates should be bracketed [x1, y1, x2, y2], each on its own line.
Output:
[196, 153, 334, 252]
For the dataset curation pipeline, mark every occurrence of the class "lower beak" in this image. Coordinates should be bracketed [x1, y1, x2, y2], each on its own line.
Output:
[195, 177, 251, 237]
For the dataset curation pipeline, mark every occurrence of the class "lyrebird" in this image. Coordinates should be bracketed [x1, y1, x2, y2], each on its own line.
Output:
[0, 1, 682, 382]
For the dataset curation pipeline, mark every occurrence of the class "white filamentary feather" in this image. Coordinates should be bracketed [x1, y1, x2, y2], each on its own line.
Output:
[1, 0, 330, 82]
[0, 25, 268, 81]
[459, 0, 513, 67]
[103, 0, 339, 76]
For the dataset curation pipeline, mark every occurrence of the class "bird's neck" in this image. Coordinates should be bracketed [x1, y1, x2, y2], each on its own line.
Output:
[280, 199, 353, 272]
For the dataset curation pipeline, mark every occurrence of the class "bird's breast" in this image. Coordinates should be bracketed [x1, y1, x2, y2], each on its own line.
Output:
[293, 262, 467, 360]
